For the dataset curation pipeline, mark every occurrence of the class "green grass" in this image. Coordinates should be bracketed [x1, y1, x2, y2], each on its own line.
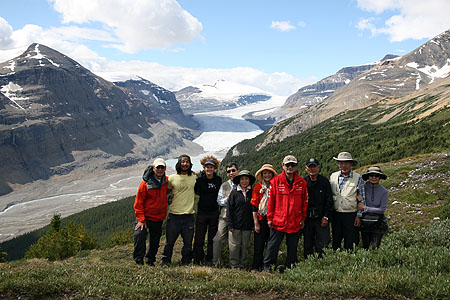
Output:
[1, 220, 448, 300]
[1, 154, 449, 299]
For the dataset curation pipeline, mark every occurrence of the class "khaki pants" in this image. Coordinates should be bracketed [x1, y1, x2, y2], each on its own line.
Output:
[212, 207, 228, 266]
[228, 229, 251, 269]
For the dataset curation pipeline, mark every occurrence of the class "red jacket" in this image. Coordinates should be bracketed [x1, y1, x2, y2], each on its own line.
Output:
[267, 171, 308, 233]
[134, 176, 168, 222]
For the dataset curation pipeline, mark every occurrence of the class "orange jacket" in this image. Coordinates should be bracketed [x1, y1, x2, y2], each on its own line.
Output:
[134, 176, 168, 222]
[267, 171, 308, 233]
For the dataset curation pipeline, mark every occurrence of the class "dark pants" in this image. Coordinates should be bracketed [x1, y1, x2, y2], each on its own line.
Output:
[193, 210, 219, 264]
[303, 217, 330, 258]
[252, 217, 270, 270]
[161, 213, 194, 265]
[361, 231, 383, 249]
[263, 228, 299, 270]
[332, 211, 359, 251]
[133, 220, 163, 265]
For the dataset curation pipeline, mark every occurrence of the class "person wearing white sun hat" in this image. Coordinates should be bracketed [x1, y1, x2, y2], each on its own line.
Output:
[329, 152, 365, 251]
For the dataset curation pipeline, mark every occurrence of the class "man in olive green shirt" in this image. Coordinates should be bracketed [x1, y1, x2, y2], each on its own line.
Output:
[161, 154, 196, 265]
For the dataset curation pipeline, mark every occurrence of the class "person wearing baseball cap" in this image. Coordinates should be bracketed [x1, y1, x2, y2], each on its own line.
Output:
[133, 158, 168, 265]
[263, 155, 308, 271]
[303, 158, 333, 259]
[193, 155, 222, 265]
[329, 152, 365, 251]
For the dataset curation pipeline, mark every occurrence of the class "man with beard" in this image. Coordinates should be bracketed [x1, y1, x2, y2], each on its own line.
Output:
[161, 154, 196, 265]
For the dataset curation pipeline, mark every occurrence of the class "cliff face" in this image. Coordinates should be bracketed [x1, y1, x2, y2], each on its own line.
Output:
[0, 44, 199, 195]
[115, 78, 199, 130]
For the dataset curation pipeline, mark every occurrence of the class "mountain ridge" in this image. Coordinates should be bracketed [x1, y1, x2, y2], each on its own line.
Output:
[0, 43, 200, 197]
[249, 28, 450, 149]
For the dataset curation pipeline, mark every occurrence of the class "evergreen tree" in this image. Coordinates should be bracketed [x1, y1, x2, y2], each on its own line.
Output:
[25, 220, 98, 261]
[0, 246, 6, 263]
[50, 214, 62, 232]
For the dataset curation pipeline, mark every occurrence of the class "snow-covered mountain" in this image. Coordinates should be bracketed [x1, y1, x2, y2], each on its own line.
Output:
[250, 28, 450, 148]
[175, 79, 274, 114]
[241, 57, 399, 129]
[0, 44, 200, 197]
[114, 77, 198, 129]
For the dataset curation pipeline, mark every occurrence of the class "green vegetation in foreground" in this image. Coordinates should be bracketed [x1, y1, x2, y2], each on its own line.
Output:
[0, 195, 136, 261]
[0, 220, 448, 300]
[223, 99, 450, 179]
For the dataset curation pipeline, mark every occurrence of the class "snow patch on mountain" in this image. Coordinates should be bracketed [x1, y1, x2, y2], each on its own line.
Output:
[406, 59, 450, 82]
[3, 60, 15, 72]
[0, 82, 28, 109]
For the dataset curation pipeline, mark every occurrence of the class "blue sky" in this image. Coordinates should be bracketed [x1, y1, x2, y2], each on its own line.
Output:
[1, 0, 450, 95]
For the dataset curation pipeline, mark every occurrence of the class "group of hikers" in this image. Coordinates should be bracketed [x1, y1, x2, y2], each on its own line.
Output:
[133, 151, 389, 272]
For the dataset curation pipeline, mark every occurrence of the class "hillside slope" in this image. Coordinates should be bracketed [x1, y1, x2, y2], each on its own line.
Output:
[255, 29, 450, 148]
[0, 151, 449, 299]
[225, 74, 450, 177]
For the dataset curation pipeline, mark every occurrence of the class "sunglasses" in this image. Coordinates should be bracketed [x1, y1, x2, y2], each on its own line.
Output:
[226, 169, 237, 173]
[285, 163, 298, 167]
[156, 165, 166, 169]
[369, 174, 380, 178]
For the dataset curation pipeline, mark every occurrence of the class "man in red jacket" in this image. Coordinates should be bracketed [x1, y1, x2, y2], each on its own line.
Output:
[133, 158, 168, 265]
[263, 155, 308, 271]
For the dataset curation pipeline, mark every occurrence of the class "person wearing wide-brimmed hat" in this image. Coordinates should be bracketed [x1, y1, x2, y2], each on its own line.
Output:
[263, 155, 308, 271]
[329, 152, 365, 251]
[193, 156, 222, 265]
[358, 166, 389, 249]
[226, 170, 255, 268]
[303, 158, 333, 259]
[250, 164, 278, 271]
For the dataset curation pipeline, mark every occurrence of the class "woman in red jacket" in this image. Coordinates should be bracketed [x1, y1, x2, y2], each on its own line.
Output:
[250, 164, 278, 272]
[133, 158, 168, 266]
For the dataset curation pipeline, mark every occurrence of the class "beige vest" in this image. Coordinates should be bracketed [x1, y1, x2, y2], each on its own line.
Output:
[330, 171, 360, 213]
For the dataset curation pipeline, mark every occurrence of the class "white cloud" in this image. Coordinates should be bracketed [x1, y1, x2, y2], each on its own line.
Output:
[49, 0, 203, 53]
[356, 0, 450, 41]
[95, 61, 314, 96]
[270, 21, 296, 32]
[0, 16, 311, 97]
[0, 17, 14, 49]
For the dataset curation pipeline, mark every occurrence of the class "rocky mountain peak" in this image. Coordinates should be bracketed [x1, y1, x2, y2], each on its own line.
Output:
[399, 29, 450, 80]
[0, 44, 200, 196]
[10, 43, 82, 72]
